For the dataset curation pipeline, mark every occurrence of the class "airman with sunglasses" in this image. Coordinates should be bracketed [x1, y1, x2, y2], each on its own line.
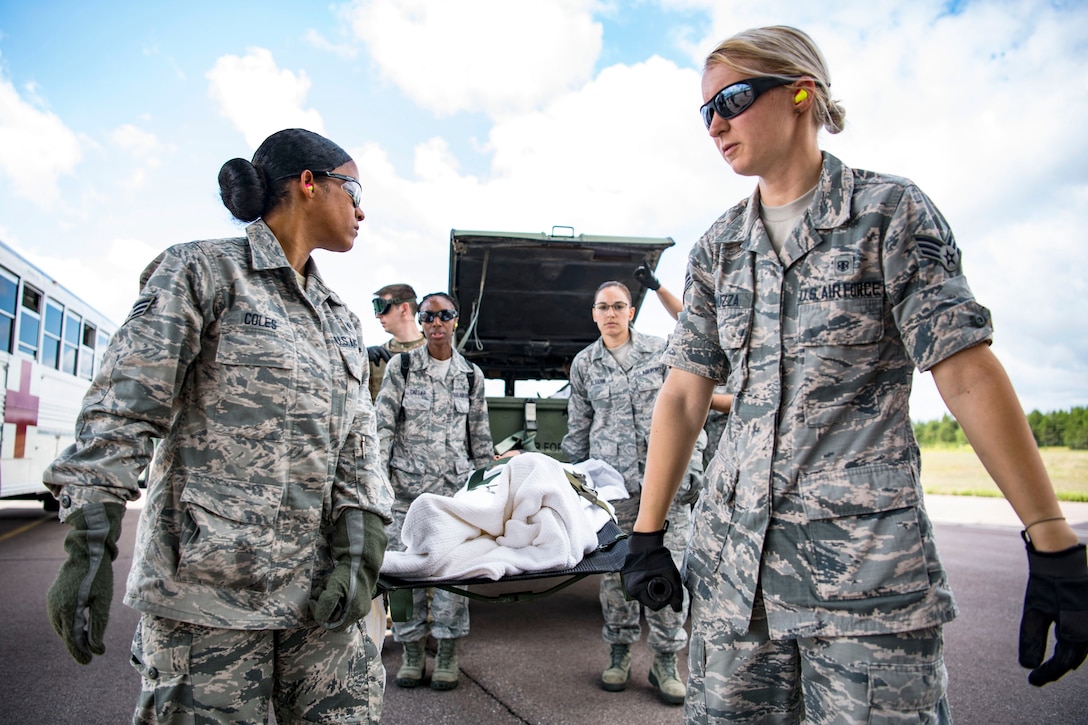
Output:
[374, 292, 493, 692]
[367, 283, 425, 401]
[625, 25, 1086, 723]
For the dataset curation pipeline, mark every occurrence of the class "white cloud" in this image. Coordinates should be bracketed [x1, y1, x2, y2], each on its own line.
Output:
[0, 76, 82, 204]
[346, 0, 603, 117]
[206, 47, 325, 149]
[111, 123, 159, 155]
[334, 0, 1088, 421]
[19, 237, 160, 325]
[303, 28, 359, 60]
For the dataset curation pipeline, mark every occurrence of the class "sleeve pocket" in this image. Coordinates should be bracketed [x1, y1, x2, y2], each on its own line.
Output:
[867, 660, 947, 722]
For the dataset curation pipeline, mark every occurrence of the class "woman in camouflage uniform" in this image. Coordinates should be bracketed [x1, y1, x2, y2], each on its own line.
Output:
[623, 25, 1086, 723]
[44, 128, 392, 724]
[562, 280, 703, 706]
[375, 292, 493, 691]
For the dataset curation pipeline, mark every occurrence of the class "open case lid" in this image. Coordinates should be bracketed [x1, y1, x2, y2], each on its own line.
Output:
[449, 226, 674, 387]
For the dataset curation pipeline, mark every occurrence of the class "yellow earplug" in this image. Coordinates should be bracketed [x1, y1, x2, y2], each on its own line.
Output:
[794, 89, 809, 104]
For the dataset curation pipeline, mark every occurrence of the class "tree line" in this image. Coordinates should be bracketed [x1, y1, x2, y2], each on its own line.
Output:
[913, 407, 1088, 449]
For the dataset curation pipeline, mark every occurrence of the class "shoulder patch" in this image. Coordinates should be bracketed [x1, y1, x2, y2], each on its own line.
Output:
[126, 295, 155, 322]
[915, 235, 961, 273]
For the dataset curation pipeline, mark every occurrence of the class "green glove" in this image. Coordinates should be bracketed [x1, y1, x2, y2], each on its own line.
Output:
[46, 501, 125, 664]
[310, 509, 388, 632]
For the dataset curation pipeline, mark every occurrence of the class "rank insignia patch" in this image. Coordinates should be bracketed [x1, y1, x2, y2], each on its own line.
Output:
[916, 235, 961, 273]
[127, 295, 155, 322]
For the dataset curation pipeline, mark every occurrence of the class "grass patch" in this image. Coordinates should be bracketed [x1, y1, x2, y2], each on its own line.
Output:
[920, 446, 1088, 502]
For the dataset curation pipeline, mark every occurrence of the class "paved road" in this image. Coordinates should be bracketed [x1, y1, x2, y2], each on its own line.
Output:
[1, 497, 1086, 724]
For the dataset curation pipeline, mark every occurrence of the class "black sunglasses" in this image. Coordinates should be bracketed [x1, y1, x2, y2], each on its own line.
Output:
[372, 296, 415, 316]
[700, 76, 797, 129]
[418, 309, 458, 324]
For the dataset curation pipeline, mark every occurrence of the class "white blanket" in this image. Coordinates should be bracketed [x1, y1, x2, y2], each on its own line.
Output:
[381, 453, 621, 581]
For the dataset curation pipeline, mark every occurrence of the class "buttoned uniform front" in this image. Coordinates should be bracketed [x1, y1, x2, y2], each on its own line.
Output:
[375, 344, 494, 527]
[562, 329, 703, 655]
[564, 328, 690, 497]
[44, 219, 393, 629]
[665, 152, 994, 643]
[374, 344, 493, 644]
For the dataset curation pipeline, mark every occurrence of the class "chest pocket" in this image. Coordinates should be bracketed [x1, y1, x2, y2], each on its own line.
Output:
[402, 384, 432, 411]
[798, 297, 884, 427]
[213, 323, 292, 440]
[586, 381, 613, 407]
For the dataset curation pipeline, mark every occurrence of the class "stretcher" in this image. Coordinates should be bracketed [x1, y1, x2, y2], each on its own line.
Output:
[377, 519, 628, 622]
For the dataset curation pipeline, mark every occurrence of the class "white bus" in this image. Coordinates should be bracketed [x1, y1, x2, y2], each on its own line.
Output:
[0, 240, 117, 511]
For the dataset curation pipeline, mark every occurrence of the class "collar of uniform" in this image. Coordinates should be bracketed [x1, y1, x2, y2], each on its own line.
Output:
[589, 328, 656, 361]
[245, 220, 343, 307]
[388, 335, 425, 353]
[408, 343, 472, 374]
[246, 220, 294, 271]
[732, 151, 853, 253]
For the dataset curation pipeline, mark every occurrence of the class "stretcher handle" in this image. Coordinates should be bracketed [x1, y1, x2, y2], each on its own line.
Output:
[645, 576, 673, 607]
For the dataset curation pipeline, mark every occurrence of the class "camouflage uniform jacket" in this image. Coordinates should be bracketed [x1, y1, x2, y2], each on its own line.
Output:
[666, 152, 993, 639]
[563, 329, 683, 496]
[43, 220, 394, 629]
[368, 334, 425, 401]
[375, 344, 493, 516]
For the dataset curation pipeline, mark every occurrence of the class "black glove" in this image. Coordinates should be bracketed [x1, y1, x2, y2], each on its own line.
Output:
[1019, 534, 1088, 686]
[621, 525, 683, 612]
[46, 501, 125, 664]
[310, 509, 388, 631]
[633, 265, 661, 291]
[367, 345, 393, 365]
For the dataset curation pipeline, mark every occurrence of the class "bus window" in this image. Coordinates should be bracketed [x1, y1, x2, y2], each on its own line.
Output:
[63, 310, 81, 375]
[0, 267, 17, 353]
[79, 321, 98, 378]
[18, 285, 42, 358]
[96, 329, 110, 373]
[43, 300, 64, 369]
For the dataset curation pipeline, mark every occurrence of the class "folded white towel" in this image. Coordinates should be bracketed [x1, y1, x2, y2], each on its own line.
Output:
[381, 453, 610, 580]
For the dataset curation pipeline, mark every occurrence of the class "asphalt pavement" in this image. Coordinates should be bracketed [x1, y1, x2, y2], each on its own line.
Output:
[2, 494, 1086, 724]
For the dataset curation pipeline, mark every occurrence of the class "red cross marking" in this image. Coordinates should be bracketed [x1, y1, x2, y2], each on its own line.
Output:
[5, 360, 40, 458]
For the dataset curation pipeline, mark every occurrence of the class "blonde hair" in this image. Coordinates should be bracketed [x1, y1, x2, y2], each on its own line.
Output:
[704, 25, 846, 135]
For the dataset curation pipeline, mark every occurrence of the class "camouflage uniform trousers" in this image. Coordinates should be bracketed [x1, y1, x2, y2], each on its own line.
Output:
[686, 592, 950, 724]
[131, 614, 384, 724]
[602, 494, 691, 653]
[387, 507, 470, 643]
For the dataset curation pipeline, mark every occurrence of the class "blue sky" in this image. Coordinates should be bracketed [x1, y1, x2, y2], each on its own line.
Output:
[1, 0, 1086, 421]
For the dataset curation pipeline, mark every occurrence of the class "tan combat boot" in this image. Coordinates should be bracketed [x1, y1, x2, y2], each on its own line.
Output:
[395, 640, 426, 688]
[601, 643, 632, 691]
[649, 652, 685, 705]
[431, 638, 460, 690]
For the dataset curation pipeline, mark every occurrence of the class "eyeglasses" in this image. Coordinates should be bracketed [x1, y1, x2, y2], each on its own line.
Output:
[592, 302, 630, 314]
[372, 296, 415, 316]
[699, 76, 797, 129]
[316, 171, 363, 208]
[419, 309, 458, 324]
